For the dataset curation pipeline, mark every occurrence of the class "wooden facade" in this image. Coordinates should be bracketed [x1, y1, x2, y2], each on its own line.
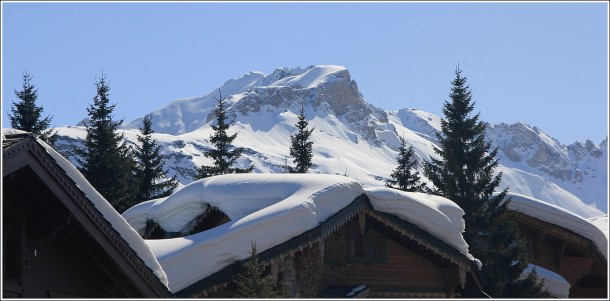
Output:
[515, 212, 607, 298]
[174, 195, 483, 298]
[2, 133, 172, 298]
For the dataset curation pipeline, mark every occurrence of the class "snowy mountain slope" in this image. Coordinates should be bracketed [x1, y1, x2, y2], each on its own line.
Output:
[54, 65, 607, 218]
[488, 123, 608, 213]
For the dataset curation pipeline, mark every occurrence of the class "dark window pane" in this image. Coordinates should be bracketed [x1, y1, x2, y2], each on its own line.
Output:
[370, 232, 383, 258]
[349, 223, 365, 258]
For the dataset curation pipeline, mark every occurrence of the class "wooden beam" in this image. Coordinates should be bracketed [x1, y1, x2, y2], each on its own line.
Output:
[442, 266, 460, 297]
[555, 241, 568, 269]
[560, 256, 593, 285]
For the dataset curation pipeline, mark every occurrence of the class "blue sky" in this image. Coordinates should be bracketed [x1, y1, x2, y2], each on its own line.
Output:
[2, 2, 608, 145]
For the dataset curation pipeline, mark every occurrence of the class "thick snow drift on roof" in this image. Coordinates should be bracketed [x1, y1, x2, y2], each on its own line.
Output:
[587, 214, 609, 240]
[521, 264, 570, 298]
[123, 199, 162, 236]
[142, 174, 364, 292]
[365, 187, 475, 262]
[499, 192, 608, 260]
[35, 137, 169, 287]
[129, 174, 480, 293]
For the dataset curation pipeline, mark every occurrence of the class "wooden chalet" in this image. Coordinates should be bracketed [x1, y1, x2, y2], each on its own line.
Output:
[2, 132, 172, 298]
[514, 211, 608, 298]
[170, 194, 483, 298]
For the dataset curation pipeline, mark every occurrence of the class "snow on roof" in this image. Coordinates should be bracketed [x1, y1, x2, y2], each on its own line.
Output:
[587, 214, 609, 240]
[32, 135, 169, 288]
[499, 192, 608, 261]
[122, 199, 162, 236]
[521, 263, 570, 298]
[2, 128, 29, 138]
[126, 174, 477, 293]
[365, 187, 475, 262]
[140, 174, 364, 292]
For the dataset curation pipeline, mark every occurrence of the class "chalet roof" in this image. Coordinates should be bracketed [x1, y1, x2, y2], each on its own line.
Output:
[499, 192, 608, 262]
[175, 194, 482, 297]
[2, 129, 30, 148]
[2, 129, 171, 297]
[122, 173, 480, 294]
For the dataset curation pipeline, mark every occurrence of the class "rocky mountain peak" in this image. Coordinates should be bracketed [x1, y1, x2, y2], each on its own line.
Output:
[100, 65, 607, 217]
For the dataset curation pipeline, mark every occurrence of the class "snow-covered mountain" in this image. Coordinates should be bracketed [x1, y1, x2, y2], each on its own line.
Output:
[53, 65, 608, 218]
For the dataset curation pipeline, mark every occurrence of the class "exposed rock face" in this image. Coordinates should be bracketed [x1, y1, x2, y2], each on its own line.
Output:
[488, 122, 572, 181]
[54, 65, 607, 217]
[209, 65, 388, 144]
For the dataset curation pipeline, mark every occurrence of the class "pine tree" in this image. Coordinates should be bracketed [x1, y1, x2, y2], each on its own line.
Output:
[9, 71, 58, 145]
[386, 136, 425, 192]
[297, 249, 321, 298]
[423, 66, 543, 297]
[289, 105, 315, 173]
[134, 114, 179, 202]
[197, 91, 252, 179]
[75, 73, 137, 213]
[234, 241, 280, 298]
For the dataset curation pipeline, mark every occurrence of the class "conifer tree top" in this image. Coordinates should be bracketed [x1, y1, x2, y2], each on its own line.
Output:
[9, 71, 57, 145]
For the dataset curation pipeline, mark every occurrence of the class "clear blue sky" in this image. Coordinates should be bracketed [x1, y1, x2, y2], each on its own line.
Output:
[2, 2, 608, 145]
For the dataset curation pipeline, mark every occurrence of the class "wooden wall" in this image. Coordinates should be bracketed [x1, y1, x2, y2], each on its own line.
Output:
[3, 167, 145, 298]
[320, 217, 457, 298]
[518, 214, 607, 298]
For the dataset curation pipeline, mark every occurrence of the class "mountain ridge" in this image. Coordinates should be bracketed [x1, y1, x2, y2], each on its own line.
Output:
[53, 65, 607, 218]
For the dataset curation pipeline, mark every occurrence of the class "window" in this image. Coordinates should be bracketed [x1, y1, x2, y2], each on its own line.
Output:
[347, 220, 386, 263]
[349, 223, 365, 259]
[369, 231, 385, 259]
[324, 232, 344, 267]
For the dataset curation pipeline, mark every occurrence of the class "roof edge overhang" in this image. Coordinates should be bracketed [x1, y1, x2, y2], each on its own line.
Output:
[177, 194, 482, 297]
[512, 210, 607, 266]
[2, 134, 173, 298]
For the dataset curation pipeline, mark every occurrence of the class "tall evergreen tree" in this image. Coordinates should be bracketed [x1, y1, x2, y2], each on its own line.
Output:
[197, 91, 253, 179]
[134, 114, 179, 202]
[386, 136, 425, 192]
[75, 73, 137, 213]
[234, 241, 281, 298]
[423, 66, 546, 297]
[289, 105, 315, 173]
[9, 71, 58, 145]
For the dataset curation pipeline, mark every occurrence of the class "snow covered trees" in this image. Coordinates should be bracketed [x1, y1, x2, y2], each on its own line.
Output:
[76, 73, 137, 213]
[386, 137, 424, 192]
[9, 71, 57, 145]
[134, 114, 179, 202]
[197, 92, 252, 179]
[289, 105, 315, 173]
[423, 66, 546, 297]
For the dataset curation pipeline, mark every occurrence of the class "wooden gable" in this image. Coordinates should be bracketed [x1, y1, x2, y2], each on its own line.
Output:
[514, 211, 607, 298]
[175, 194, 482, 298]
[2, 133, 172, 298]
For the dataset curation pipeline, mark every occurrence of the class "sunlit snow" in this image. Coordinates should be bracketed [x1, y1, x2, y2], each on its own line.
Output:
[499, 192, 607, 260]
[125, 174, 475, 292]
[521, 264, 570, 298]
